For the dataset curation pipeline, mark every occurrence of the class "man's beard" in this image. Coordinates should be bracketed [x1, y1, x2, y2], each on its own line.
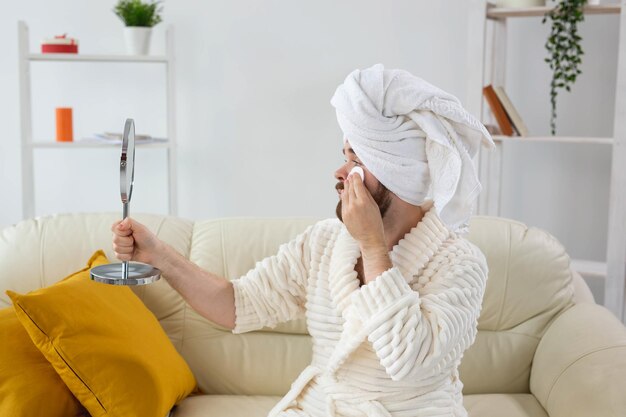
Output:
[335, 181, 392, 223]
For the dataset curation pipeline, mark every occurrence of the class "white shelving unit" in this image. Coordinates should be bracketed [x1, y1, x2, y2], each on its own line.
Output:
[18, 21, 178, 218]
[466, 2, 626, 323]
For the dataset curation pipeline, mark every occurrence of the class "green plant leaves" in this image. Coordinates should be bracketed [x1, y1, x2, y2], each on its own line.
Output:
[114, 0, 163, 27]
[542, 0, 588, 135]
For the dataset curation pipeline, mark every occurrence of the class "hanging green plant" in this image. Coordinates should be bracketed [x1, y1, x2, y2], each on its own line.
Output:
[542, 0, 587, 135]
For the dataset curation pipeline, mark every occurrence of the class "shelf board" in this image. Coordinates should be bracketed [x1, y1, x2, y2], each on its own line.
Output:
[571, 258, 607, 279]
[492, 135, 614, 145]
[487, 4, 621, 19]
[30, 141, 170, 148]
[28, 53, 168, 63]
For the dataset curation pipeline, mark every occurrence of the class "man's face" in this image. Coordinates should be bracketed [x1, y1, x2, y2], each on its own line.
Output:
[334, 141, 392, 222]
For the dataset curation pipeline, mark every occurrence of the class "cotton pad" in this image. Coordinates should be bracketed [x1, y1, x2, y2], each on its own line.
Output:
[349, 166, 364, 181]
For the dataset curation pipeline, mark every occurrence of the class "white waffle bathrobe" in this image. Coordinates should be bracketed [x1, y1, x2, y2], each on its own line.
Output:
[231, 203, 489, 417]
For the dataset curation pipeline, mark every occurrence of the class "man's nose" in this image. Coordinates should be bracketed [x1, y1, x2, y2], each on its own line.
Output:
[334, 165, 349, 181]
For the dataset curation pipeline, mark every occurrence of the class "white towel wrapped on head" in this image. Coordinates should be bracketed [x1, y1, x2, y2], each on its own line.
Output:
[330, 63, 495, 235]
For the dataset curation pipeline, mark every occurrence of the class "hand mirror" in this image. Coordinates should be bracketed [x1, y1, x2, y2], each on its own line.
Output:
[90, 119, 161, 285]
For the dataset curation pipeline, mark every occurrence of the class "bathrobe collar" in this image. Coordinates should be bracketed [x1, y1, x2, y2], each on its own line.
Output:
[328, 199, 453, 318]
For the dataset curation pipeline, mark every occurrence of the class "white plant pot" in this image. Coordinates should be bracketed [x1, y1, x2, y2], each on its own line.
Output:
[124, 27, 152, 55]
[495, 0, 545, 6]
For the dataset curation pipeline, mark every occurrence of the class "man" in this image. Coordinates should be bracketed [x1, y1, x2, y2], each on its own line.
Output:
[112, 64, 495, 417]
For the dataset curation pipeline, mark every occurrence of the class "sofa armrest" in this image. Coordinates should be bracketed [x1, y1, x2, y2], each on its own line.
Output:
[530, 303, 626, 417]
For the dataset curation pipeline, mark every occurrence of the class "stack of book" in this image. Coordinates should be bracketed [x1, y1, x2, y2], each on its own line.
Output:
[483, 84, 528, 137]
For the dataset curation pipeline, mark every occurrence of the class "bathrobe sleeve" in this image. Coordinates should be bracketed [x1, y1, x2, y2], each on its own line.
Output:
[231, 224, 314, 334]
[348, 241, 488, 381]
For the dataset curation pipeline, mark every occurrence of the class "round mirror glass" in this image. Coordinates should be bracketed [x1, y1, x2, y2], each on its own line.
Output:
[120, 119, 136, 203]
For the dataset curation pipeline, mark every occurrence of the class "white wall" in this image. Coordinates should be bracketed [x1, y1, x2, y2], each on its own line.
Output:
[0, 0, 469, 222]
[0, 1, 619, 301]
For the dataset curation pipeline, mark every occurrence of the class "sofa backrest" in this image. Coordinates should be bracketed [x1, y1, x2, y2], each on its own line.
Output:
[182, 217, 316, 395]
[461, 216, 575, 394]
[0, 212, 576, 396]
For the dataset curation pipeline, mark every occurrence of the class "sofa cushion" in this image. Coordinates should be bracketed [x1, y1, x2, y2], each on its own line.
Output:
[464, 393, 549, 417]
[467, 216, 574, 333]
[174, 395, 282, 417]
[171, 393, 548, 417]
[182, 217, 318, 395]
[7, 250, 197, 417]
[183, 323, 313, 395]
[461, 216, 575, 394]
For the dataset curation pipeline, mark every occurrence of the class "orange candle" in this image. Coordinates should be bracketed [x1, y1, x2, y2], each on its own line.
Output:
[55, 107, 73, 142]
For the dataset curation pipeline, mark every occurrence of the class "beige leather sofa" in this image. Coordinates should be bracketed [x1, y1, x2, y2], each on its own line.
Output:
[1, 213, 626, 417]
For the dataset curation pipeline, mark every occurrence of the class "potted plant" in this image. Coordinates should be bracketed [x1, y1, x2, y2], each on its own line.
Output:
[542, 0, 588, 134]
[114, 0, 163, 55]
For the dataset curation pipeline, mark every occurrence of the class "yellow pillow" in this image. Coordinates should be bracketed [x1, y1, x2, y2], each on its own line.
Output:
[0, 307, 85, 416]
[7, 250, 196, 417]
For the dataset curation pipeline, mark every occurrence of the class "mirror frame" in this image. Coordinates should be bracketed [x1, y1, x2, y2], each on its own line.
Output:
[120, 119, 136, 204]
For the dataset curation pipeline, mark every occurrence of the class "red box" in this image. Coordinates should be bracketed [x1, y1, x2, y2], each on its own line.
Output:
[41, 35, 79, 54]
[42, 44, 78, 54]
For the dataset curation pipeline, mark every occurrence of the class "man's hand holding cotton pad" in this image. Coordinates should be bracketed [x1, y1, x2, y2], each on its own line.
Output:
[349, 166, 364, 181]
